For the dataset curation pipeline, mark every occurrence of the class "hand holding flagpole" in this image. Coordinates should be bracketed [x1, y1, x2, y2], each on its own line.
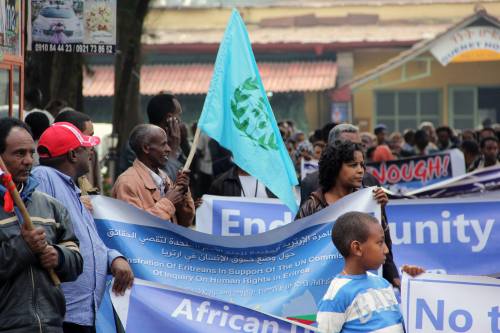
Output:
[0, 156, 61, 286]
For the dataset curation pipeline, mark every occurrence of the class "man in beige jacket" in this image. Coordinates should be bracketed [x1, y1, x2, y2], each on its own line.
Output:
[112, 124, 194, 227]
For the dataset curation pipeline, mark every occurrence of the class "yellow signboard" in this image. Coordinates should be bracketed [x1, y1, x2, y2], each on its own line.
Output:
[452, 49, 500, 63]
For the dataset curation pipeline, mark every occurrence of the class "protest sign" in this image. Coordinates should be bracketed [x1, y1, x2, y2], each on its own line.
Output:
[300, 159, 318, 180]
[401, 273, 500, 333]
[30, 0, 116, 53]
[387, 193, 500, 276]
[195, 193, 500, 277]
[366, 149, 465, 194]
[406, 164, 500, 197]
[196, 195, 293, 236]
[110, 278, 318, 333]
[92, 188, 379, 323]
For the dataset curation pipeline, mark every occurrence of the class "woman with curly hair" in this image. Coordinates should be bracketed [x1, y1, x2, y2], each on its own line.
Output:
[296, 141, 400, 287]
[296, 141, 388, 219]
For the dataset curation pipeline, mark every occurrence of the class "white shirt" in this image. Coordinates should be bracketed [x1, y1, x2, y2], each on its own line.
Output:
[148, 167, 168, 197]
[239, 175, 268, 198]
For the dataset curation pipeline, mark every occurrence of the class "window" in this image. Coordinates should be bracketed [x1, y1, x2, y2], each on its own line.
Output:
[375, 90, 441, 132]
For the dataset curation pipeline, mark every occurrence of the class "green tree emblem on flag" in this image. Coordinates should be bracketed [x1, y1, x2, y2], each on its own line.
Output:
[231, 77, 278, 151]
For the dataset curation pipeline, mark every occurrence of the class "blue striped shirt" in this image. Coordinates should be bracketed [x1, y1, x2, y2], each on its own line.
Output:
[317, 272, 404, 333]
[32, 166, 122, 326]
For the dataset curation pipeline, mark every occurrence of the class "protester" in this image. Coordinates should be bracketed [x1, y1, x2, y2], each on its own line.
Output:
[54, 110, 101, 194]
[312, 141, 325, 160]
[460, 140, 481, 171]
[388, 131, 403, 157]
[209, 164, 276, 198]
[469, 136, 500, 171]
[436, 125, 457, 151]
[44, 99, 70, 118]
[374, 124, 388, 146]
[33, 122, 134, 333]
[25, 110, 52, 166]
[317, 212, 424, 333]
[414, 129, 438, 156]
[118, 93, 187, 181]
[400, 129, 415, 157]
[372, 144, 395, 162]
[0, 118, 83, 332]
[461, 129, 476, 142]
[479, 127, 496, 141]
[113, 124, 195, 226]
[418, 121, 438, 146]
[359, 132, 375, 154]
[297, 142, 400, 287]
[300, 124, 380, 203]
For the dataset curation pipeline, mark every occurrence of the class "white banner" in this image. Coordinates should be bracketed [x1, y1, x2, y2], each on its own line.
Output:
[401, 273, 500, 332]
[196, 195, 294, 236]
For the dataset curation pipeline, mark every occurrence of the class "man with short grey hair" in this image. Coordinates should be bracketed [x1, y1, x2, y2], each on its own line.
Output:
[327, 123, 360, 146]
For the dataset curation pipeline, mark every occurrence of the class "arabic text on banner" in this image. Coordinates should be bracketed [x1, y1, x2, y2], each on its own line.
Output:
[92, 188, 379, 323]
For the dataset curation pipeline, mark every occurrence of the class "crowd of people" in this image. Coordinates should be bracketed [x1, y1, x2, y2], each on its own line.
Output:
[1, 89, 499, 332]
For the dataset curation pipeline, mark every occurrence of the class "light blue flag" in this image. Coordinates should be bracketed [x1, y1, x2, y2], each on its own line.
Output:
[197, 9, 298, 213]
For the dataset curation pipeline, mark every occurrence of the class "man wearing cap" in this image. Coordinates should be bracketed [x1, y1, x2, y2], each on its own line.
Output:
[32, 122, 134, 333]
[0, 118, 83, 332]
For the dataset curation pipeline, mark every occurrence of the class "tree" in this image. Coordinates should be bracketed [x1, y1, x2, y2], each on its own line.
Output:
[25, 52, 83, 111]
[112, 0, 151, 168]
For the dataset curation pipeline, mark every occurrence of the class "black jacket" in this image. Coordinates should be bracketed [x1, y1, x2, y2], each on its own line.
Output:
[0, 180, 83, 332]
[209, 166, 276, 198]
[297, 187, 400, 286]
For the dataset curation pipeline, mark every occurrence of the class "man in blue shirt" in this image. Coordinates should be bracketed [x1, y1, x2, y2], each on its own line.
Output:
[32, 122, 134, 333]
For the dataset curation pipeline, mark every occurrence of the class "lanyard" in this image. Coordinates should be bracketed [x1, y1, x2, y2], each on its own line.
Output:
[241, 179, 259, 198]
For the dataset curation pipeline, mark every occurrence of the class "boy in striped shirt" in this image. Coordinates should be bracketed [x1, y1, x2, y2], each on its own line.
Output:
[317, 212, 423, 333]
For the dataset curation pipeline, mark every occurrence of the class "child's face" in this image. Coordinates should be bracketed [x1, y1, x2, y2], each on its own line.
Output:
[360, 222, 388, 271]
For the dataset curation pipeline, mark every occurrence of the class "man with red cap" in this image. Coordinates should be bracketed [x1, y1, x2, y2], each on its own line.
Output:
[32, 122, 134, 333]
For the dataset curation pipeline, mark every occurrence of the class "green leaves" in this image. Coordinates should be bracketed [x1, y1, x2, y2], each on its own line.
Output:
[242, 77, 259, 91]
[231, 100, 246, 119]
[231, 76, 278, 151]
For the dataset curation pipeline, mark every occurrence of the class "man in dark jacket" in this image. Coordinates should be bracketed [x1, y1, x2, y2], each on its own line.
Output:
[300, 123, 400, 288]
[0, 118, 83, 332]
[209, 165, 276, 198]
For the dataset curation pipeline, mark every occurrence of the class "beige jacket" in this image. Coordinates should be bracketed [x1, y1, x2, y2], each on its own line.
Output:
[112, 159, 194, 227]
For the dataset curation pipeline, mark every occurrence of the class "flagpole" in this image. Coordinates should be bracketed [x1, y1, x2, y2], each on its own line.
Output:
[183, 126, 201, 172]
[0, 156, 61, 286]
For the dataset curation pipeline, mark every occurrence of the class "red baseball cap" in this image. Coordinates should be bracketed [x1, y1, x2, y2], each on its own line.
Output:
[38, 122, 100, 158]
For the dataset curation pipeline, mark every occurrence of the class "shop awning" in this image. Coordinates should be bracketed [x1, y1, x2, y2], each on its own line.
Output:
[83, 61, 337, 97]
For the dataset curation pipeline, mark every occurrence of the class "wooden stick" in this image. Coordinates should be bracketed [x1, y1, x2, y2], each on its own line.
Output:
[183, 126, 201, 172]
[0, 157, 61, 286]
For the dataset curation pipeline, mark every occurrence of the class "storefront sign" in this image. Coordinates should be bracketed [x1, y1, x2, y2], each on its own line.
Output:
[30, 0, 116, 54]
[430, 26, 500, 66]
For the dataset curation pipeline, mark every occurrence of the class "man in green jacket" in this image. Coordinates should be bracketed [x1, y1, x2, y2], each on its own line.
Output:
[0, 118, 83, 333]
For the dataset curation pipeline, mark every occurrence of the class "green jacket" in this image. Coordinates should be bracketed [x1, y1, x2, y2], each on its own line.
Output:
[0, 177, 83, 333]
